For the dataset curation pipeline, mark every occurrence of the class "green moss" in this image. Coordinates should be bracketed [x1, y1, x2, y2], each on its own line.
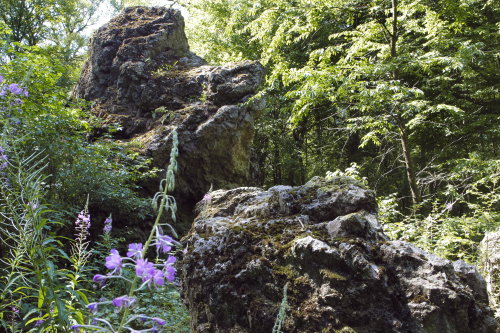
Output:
[410, 294, 429, 304]
[197, 232, 211, 239]
[293, 275, 310, 286]
[151, 66, 185, 79]
[320, 269, 347, 281]
[273, 264, 298, 280]
[307, 176, 361, 194]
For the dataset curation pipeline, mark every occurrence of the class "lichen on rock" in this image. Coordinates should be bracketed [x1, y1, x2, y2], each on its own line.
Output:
[180, 176, 498, 333]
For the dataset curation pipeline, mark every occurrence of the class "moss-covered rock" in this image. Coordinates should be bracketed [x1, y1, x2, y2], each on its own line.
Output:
[180, 176, 497, 332]
[75, 7, 265, 233]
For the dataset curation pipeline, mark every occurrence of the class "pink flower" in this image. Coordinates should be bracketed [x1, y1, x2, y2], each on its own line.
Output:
[164, 265, 176, 282]
[127, 243, 143, 259]
[135, 258, 154, 281]
[155, 234, 173, 254]
[105, 249, 122, 272]
[152, 269, 165, 287]
[112, 295, 135, 309]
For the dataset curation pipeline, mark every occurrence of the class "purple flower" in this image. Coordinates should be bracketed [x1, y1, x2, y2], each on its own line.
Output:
[152, 269, 165, 287]
[77, 211, 90, 225]
[202, 193, 212, 202]
[0, 75, 3, 84]
[103, 215, 112, 234]
[87, 302, 98, 313]
[155, 234, 173, 254]
[163, 255, 177, 282]
[71, 324, 83, 332]
[127, 243, 143, 259]
[34, 319, 44, 327]
[165, 255, 177, 265]
[112, 295, 136, 309]
[135, 259, 165, 288]
[105, 249, 122, 272]
[164, 265, 176, 282]
[135, 258, 154, 280]
[75, 210, 91, 240]
[0, 150, 8, 171]
[7, 83, 24, 95]
[11, 98, 23, 105]
[92, 274, 107, 283]
[153, 317, 167, 325]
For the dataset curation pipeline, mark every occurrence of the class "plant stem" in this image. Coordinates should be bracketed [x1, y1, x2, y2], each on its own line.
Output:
[116, 131, 177, 333]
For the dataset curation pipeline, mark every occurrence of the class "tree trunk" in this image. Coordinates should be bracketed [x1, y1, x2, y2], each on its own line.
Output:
[399, 123, 421, 205]
[391, 0, 420, 205]
[391, 0, 398, 59]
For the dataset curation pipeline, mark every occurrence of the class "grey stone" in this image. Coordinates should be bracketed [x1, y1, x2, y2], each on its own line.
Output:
[75, 7, 265, 233]
[478, 229, 500, 319]
[180, 176, 497, 333]
[326, 210, 386, 240]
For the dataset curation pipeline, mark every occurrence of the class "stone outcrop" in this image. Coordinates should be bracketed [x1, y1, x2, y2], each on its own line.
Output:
[180, 176, 498, 333]
[75, 7, 265, 233]
[478, 229, 500, 319]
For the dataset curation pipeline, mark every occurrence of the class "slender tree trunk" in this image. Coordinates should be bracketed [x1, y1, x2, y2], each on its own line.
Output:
[391, 0, 398, 59]
[390, 0, 421, 205]
[398, 122, 421, 205]
[271, 105, 282, 184]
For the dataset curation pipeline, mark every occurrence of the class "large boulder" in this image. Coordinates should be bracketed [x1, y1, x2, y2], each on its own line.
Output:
[75, 7, 265, 233]
[180, 176, 497, 332]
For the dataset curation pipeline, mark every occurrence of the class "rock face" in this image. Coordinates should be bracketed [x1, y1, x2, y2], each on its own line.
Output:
[75, 7, 265, 233]
[478, 229, 500, 319]
[180, 176, 497, 333]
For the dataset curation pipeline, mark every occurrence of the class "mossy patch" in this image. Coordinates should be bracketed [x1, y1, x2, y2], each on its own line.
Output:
[306, 176, 361, 193]
[410, 294, 429, 304]
[320, 268, 347, 281]
[273, 264, 299, 280]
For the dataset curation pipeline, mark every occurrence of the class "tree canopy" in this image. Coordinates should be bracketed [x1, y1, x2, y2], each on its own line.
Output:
[182, 0, 499, 259]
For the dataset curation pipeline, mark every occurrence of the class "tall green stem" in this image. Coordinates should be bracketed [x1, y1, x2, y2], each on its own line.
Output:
[116, 130, 178, 333]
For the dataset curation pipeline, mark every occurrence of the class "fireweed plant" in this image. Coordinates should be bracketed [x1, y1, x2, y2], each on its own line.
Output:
[72, 130, 181, 333]
[0, 76, 92, 331]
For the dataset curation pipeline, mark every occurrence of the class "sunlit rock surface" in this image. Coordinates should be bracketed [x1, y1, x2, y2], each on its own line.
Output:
[479, 229, 500, 319]
[180, 176, 497, 333]
[76, 7, 264, 233]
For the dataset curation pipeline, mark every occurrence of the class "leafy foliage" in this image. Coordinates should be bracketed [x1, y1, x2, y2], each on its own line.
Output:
[1, 47, 154, 228]
[0, 147, 87, 331]
[183, 0, 499, 262]
[0, 0, 498, 329]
